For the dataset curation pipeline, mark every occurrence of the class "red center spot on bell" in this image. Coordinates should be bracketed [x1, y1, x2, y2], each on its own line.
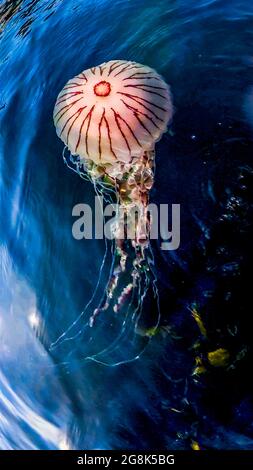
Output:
[94, 81, 111, 97]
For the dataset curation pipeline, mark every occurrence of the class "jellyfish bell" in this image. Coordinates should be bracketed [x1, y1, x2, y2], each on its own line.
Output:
[53, 60, 172, 172]
[52, 61, 173, 360]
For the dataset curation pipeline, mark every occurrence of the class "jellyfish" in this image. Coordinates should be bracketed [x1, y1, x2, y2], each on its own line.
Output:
[52, 60, 173, 364]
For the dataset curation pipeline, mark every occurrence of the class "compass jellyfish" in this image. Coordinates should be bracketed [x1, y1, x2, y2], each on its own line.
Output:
[52, 60, 173, 364]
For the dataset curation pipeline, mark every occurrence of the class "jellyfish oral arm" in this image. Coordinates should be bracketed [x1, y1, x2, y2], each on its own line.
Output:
[88, 149, 155, 325]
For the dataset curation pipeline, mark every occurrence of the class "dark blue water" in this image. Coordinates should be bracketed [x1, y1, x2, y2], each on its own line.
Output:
[1, 0, 253, 450]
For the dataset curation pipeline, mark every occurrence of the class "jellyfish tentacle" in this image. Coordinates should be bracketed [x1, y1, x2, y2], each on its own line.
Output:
[86, 275, 141, 363]
[89, 240, 127, 326]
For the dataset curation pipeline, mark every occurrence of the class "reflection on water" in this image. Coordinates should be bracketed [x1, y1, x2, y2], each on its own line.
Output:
[0, 245, 71, 449]
[1, 0, 253, 450]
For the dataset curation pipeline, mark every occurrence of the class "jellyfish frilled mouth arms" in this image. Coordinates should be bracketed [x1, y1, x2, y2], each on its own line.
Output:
[53, 60, 173, 329]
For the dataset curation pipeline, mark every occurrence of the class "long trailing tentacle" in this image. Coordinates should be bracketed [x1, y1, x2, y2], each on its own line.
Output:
[49, 149, 115, 351]
[51, 148, 161, 367]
